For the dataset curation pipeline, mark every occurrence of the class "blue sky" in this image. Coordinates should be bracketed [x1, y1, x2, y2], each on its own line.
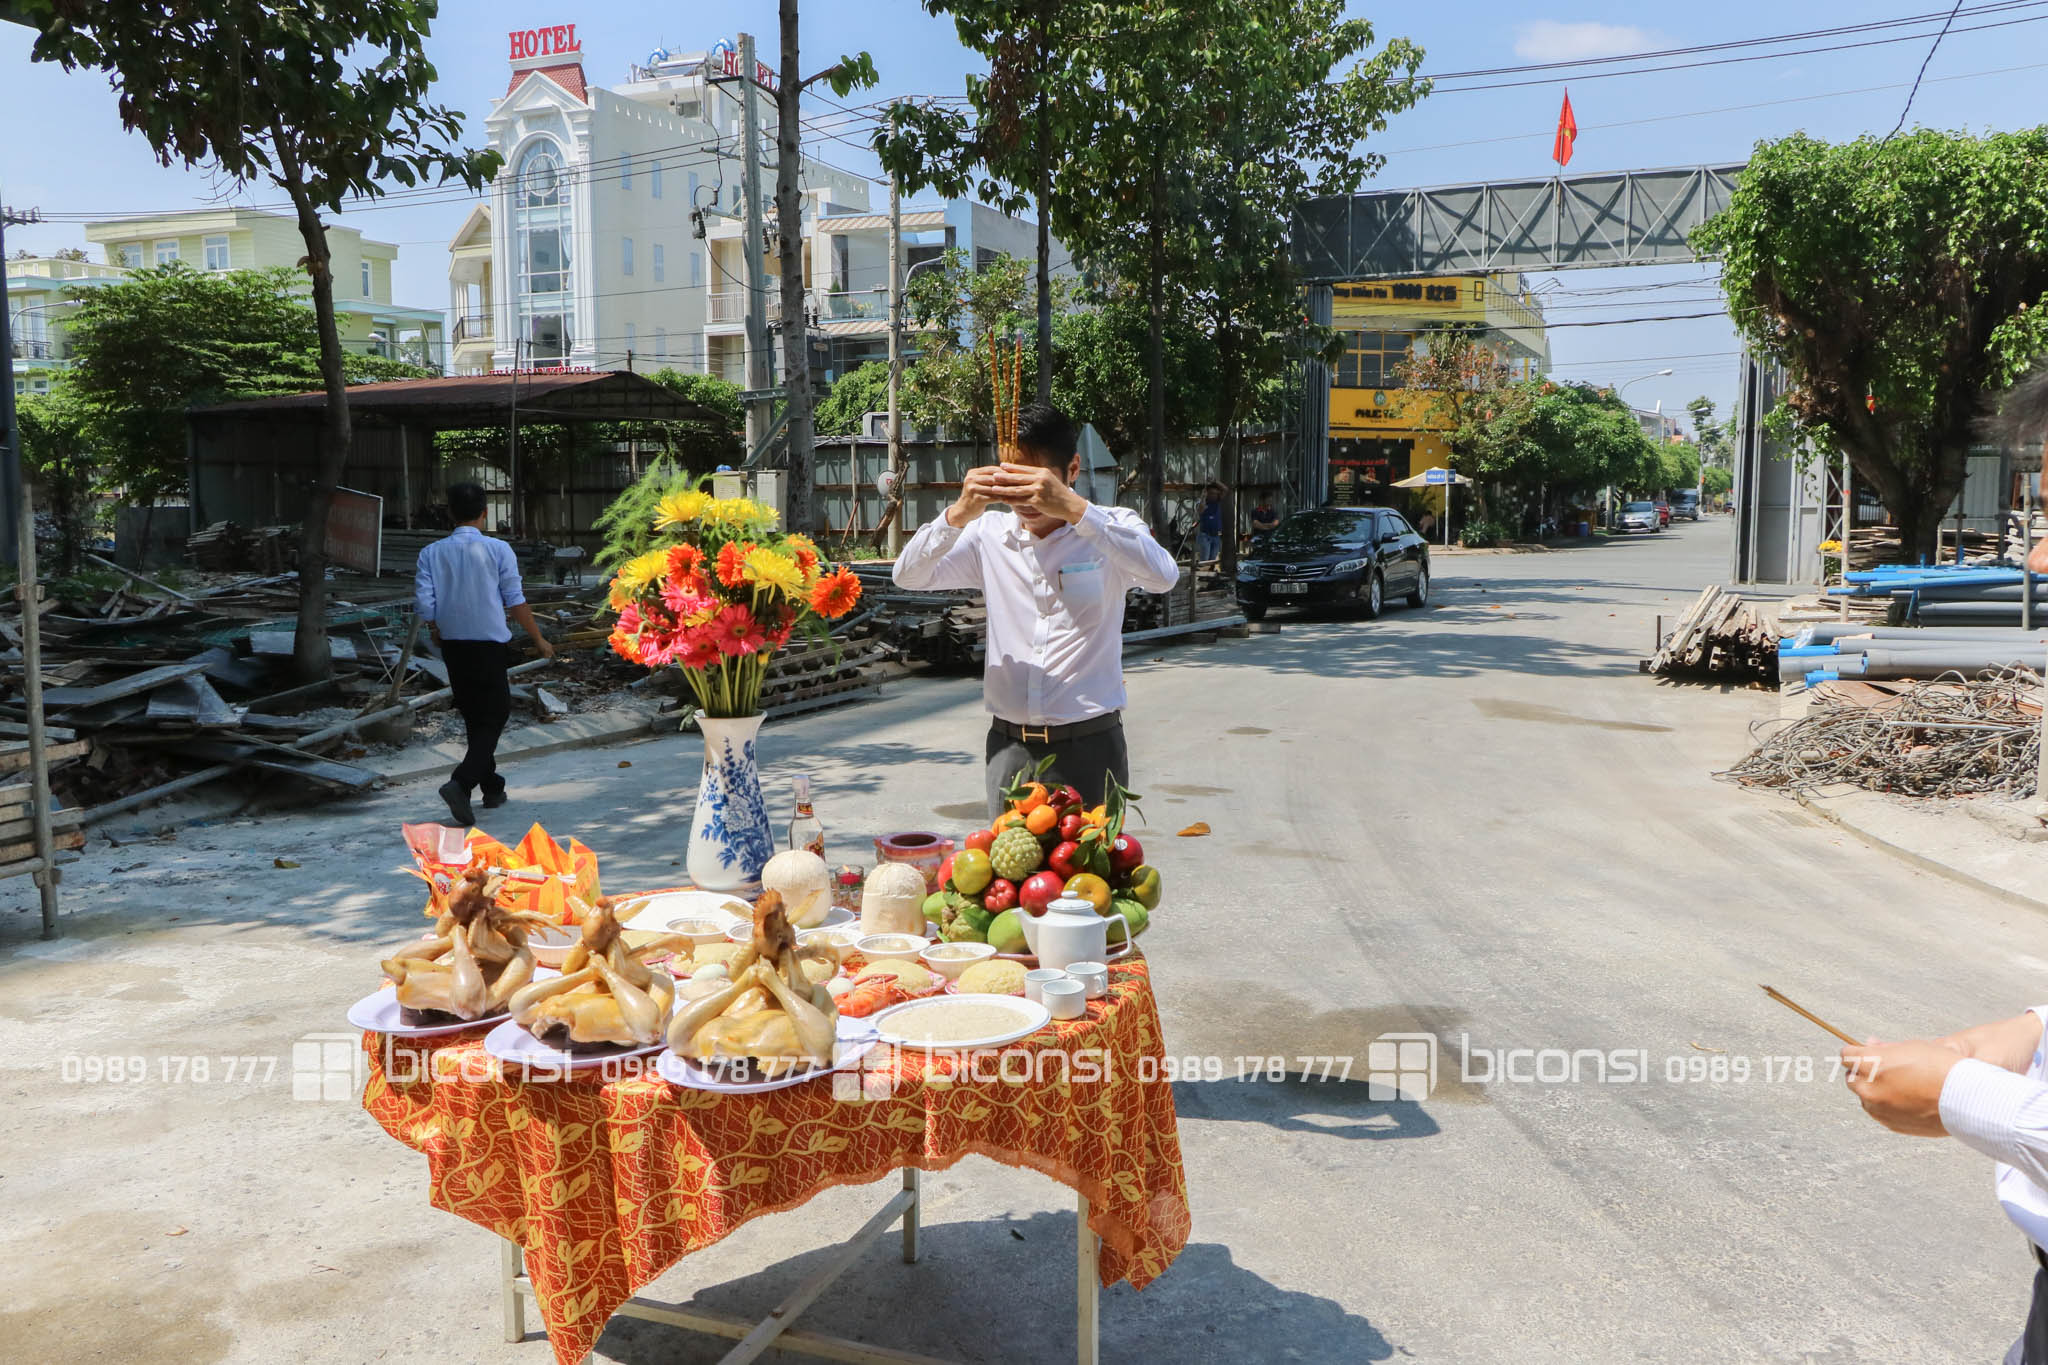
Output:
[4, 1, 2044, 424]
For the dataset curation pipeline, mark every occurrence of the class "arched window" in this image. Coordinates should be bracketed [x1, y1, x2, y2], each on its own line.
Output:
[513, 139, 572, 363]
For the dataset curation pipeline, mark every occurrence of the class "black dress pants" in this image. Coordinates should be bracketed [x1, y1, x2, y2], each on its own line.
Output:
[441, 639, 512, 798]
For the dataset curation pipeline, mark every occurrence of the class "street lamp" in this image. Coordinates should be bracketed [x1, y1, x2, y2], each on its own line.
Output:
[1605, 368, 1675, 521]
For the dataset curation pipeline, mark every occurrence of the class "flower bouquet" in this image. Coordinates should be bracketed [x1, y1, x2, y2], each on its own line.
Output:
[604, 481, 862, 889]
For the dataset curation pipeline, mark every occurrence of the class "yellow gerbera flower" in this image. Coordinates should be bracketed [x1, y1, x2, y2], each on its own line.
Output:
[654, 489, 710, 529]
[742, 546, 804, 596]
[614, 548, 672, 594]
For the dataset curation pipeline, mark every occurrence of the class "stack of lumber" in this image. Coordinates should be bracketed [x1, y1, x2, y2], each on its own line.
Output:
[1848, 524, 2004, 573]
[1642, 585, 1780, 683]
[186, 522, 297, 574]
[0, 740, 87, 869]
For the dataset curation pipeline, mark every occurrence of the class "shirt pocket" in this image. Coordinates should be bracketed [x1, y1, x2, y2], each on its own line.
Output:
[1056, 558, 1107, 618]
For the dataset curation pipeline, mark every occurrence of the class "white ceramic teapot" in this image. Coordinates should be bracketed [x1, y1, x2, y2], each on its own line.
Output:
[1019, 897, 1109, 972]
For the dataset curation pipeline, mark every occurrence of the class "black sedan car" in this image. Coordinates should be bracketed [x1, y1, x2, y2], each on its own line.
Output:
[1234, 506, 1430, 622]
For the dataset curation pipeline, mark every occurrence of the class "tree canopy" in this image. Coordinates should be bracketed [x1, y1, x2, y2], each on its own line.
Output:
[816, 362, 891, 439]
[1693, 127, 2048, 557]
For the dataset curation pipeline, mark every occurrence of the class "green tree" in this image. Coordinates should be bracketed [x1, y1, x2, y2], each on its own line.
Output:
[23, 0, 500, 679]
[1477, 380, 1664, 512]
[1050, 285, 1215, 462]
[1178, 0, 1425, 571]
[878, 2, 1099, 404]
[62, 264, 329, 506]
[14, 384, 97, 574]
[816, 362, 891, 438]
[1702, 465, 1734, 499]
[900, 248, 1040, 447]
[644, 369, 744, 468]
[1687, 395, 1734, 468]
[1693, 128, 2048, 559]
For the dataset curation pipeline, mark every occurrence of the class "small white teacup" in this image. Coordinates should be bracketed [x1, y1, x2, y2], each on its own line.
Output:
[1023, 968, 1066, 1006]
[1041, 977, 1086, 1020]
[1065, 961, 1108, 1000]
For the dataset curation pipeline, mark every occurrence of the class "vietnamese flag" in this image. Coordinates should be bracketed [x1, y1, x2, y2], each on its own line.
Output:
[1552, 89, 1578, 169]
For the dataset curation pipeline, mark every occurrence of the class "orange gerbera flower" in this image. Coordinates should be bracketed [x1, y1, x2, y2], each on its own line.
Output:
[715, 540, 753, 588]
[786, 533, 820, 575]
[666, 543, 706, 578]
[808, 567, 862, 619]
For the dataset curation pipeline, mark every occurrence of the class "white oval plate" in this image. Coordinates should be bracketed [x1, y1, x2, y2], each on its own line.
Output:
[867, 994, 1052, 1051]
[621, 890, 754, 933]
[347, 967, 558, 1038]
[657, 1038, 877, 1094]
[482, 1018, 668, 1073]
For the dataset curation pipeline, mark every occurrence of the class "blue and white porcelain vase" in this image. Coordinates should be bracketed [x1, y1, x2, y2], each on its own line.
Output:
[686, 713, 774, 893]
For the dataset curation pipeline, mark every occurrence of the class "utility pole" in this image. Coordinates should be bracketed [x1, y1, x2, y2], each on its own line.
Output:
[739, 32, 774, 468]
[0, 202, 41, 566]
[776, 1, 819, 532]
[886, 159, 905, 555]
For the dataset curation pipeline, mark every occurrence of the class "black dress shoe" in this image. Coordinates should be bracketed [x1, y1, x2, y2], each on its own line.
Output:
[438, 779, 476, 827]
[481, 791, 508, 810]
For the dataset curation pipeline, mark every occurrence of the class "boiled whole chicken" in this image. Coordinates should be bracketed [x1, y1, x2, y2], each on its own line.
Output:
[665, 889, 840, 1076]
[381, 867, 550, 1023]
[508, 898, 685, 1049]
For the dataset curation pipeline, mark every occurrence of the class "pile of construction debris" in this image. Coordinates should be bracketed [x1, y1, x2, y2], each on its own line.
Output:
[1642, 585, 1781, 684]
[1722, 668, 2042, 799]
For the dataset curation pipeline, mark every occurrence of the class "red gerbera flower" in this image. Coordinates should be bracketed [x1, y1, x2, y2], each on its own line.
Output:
[709, 603, 766, 656]
[807, 567, 862, 619]
[617, 602, 644, 634]
[676, 630, 723, 670]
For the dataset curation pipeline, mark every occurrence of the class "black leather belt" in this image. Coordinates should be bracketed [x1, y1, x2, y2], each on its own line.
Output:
[991, 712, 1123, 746]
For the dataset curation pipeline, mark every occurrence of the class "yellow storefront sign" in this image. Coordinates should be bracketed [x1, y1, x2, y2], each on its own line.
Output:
[1329, 386, 1448, 436]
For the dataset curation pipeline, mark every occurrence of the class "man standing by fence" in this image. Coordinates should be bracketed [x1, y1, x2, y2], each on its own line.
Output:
[414, 482, 554, 827]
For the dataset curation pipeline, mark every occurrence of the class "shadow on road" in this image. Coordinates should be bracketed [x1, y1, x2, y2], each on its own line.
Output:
[593, 1209, 1397, 1363]
[1173, 1075, 1442, 1142]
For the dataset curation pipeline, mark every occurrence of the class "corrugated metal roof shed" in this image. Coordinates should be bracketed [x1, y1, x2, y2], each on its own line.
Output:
[191, 370, 716, 429]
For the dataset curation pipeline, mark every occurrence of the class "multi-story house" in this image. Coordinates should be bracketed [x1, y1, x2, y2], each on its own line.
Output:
[7, 254, 128, 398]
[456, 29, 1064, 386]
[81, 208, 445, 368]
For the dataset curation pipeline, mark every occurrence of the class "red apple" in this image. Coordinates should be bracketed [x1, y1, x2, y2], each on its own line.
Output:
[1051, 784, 1085, 814]
[1108, 833, 1144, 880]
[965, 828, 997, 854]
[936, 854, 955, 889]
[1020, 870, 1064, 915]
[1058, 811, 1086, 842]
[1048, 840, 1083, 881]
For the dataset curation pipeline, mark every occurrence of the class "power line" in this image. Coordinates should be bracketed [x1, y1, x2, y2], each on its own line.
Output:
[1888, 0, 1969, 137]
[1417, 10, 2048, 97]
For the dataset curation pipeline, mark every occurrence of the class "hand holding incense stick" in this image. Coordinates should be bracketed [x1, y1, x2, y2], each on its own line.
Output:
[1760, 984, 1863, 1045]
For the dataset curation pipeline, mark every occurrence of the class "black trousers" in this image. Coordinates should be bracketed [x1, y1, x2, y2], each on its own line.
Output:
[441, 639, 512, 798]
[984, 717, 1129, 821]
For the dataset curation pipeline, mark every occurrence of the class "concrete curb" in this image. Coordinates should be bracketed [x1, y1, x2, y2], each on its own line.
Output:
[1791, 789, 2048, 914]
[367, 702, 663, 787]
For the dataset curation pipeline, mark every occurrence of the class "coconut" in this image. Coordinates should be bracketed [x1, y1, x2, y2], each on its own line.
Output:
[761, 849, 833, 928]
[861, 861, 931, 937]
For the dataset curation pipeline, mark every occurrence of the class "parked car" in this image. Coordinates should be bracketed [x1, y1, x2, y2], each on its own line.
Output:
[1655, 500, 1672, 527]
[1668, 489, 1701, 521]
[1615, 501, 1662, 534]
[1233, 506, 1430, 622]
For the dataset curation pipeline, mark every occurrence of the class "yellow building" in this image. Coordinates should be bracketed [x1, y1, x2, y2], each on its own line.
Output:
[1325, 272, 1548, 503]
[82, 208, 445, 368]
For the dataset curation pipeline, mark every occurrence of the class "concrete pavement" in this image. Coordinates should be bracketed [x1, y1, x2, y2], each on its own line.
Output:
[4, 515, 2041, 1363]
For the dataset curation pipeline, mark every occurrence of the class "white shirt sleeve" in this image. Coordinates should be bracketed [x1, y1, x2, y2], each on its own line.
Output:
[893, 515, 983, 591]
[1071, 503, 1180, 594]
[496, 539, 526, 608]
[1939, 1007, 2048, 1186]
[413, 541, 437, 623]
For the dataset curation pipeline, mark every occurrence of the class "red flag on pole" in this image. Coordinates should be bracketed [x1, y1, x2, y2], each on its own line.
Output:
[1552, 89, 1578, 168]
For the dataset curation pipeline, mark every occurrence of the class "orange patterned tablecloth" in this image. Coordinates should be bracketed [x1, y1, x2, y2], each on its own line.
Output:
[361, 954, 1190, 1365]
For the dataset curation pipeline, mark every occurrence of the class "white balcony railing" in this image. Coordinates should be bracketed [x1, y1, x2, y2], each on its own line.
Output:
[708, 291, 743, 324]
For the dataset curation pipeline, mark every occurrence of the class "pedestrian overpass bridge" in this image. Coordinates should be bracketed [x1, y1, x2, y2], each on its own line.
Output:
[1293, 164, 1746, 282]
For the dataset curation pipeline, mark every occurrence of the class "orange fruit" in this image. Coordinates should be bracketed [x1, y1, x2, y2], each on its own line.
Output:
[994, 809, 1027, 834]
[1016, 782, 1048, 814]
[1025, 804, 1059, 836]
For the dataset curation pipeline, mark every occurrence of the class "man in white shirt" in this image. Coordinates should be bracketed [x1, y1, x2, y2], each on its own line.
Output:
[1844, 1013, 2048, 1361]
[893, 403, 1179, 817]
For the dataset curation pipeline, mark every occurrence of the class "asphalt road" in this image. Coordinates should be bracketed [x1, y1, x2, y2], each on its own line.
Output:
[5, 514, 2041, 1364]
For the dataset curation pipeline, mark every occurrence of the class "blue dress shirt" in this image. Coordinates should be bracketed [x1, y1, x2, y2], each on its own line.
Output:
[415, 525, 525, 643]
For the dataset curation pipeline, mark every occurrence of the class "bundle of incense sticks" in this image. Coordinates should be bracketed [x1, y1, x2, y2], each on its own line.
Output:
[989, 333, 1024, 453]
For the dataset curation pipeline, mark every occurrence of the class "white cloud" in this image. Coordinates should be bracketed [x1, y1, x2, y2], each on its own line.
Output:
[1513, 21, 1657, 62]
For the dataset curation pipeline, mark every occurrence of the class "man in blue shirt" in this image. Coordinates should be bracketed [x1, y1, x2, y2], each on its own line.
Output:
[414, 483, 554, 826]
[1196, 482, 1224, 564]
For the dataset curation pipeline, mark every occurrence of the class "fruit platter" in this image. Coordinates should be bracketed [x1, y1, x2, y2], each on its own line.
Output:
[920, 761, 1160, 964]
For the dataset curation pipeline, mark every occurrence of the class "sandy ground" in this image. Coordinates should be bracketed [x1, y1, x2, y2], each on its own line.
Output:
[5, 516, 2043, 1363]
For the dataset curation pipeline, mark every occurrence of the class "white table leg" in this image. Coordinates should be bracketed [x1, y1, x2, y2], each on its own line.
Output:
[1076, 1191, 1099, 1365]
[900, 1167, 921, 1264]
[501, 1239, 527, 1343]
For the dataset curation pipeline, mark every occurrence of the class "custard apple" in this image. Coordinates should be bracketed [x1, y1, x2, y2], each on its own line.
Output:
[989, 825, 1044, 881]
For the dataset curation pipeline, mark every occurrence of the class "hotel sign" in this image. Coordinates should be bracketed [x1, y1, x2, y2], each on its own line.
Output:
[509, 25, 580, 60]
[1334, 279, 1467, 304]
